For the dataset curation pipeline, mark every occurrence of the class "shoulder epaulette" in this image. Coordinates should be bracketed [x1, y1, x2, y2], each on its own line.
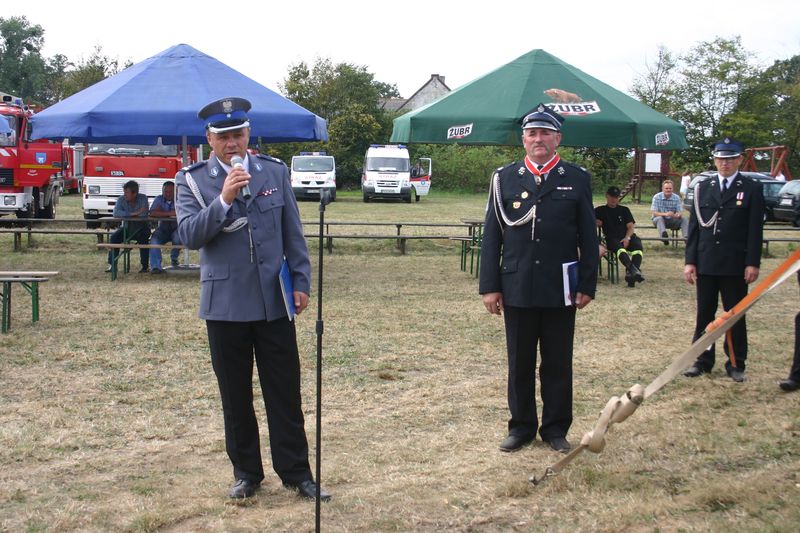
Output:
[256, 153, 284, 165]
[180, 160, 207, 173]
[496, 161, 518, 173]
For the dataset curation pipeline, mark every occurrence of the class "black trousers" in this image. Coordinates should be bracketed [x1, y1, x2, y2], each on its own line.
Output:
[206, 318, 311, 485]
[692, 274, 749, 371]
[606, 235, 643, 270]
[503, 305, 575, 441]
[790, 312, 800, 382]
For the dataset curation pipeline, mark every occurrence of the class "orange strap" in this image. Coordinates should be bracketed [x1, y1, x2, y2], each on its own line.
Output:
[705, 248, 800, 368]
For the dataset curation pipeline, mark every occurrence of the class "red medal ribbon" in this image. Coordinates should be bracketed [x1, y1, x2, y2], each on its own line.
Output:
[524, 153, 560, 177]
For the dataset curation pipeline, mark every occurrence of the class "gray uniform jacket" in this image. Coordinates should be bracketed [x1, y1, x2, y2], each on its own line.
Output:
[175, 153, 311, 322]
[479, 159, 598, 307]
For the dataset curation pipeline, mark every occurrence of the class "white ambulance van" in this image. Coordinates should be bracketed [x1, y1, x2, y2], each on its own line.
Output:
[361, 145, 431, 203]
[290, 152, 336, 201]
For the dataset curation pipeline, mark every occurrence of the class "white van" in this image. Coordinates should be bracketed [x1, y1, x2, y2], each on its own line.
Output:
[362, 145, 431, 203]
[290, 152, 336, 201]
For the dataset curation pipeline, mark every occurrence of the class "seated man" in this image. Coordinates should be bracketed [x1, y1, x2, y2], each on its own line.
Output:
[651, 179, 688, 245]
[148, 181, 181, 274]
[596, 186, 644, 287]
[108, 180, 151, 273]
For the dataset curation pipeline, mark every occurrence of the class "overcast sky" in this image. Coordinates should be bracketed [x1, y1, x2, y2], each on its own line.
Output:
[5, 0, 799, 99]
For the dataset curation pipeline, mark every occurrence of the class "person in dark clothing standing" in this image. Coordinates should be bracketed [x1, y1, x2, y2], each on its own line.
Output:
[479, 103, 598, 454]
[683, 138, 764, 382]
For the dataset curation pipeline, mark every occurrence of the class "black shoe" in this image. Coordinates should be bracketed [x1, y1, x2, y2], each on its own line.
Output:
[625, 272, 635, 287]
[779, 378, 800, 392]
[629, 265, 645, 283]
[683, 365, 708, 378]
[105, 266, 112, 273]
[150, 268, 165, 275]
[661, 231, 670, 245]
[544, 436, 571, 454]
[228, 479, 260, 499]
[499, 434, 534, 453]
[726, 366, 746, 382]
[138, 266, 149, 273]
[171, 260, 180, 267]
[283, 479, 331, 501]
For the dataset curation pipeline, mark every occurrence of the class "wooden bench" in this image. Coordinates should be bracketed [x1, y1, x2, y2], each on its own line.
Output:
[763, 237, 800, 256]
[0, 271, 59, 333]
[305, 233, 459, 255]
[0, 227, 111, 251]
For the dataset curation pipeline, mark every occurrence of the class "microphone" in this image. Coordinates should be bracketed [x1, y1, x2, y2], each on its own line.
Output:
[231, 155, 251, 200]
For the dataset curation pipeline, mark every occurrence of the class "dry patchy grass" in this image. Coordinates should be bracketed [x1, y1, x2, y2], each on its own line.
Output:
[0, 193, 798, 532]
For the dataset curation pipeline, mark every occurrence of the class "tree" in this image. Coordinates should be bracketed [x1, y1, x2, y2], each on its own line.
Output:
[0, 16, 49, 103]
[727, 55, 800, 172]
[276, 57, 400, 188]
[630, 45, 678, 113]
[672, 36, 756, 160]
[55, 45, 129, 101]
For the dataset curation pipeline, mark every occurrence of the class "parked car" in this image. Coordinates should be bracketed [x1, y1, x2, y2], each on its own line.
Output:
[773, 179, 800, 223]
[682, 171, 784, 221]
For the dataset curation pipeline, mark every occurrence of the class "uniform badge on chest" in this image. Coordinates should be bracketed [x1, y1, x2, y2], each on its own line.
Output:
[513, 201, 521, 209]
[521, 191, 529, 199]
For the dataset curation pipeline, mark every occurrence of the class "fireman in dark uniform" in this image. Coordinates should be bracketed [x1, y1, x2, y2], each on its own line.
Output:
[683, 138, 764, 382]
[479, 103, 598, 454]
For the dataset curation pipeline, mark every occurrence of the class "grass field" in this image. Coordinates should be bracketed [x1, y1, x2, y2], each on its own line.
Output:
[1, 191, 799, 532]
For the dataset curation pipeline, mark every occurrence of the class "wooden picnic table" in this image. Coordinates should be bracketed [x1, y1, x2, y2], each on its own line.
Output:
[0, 271, 59, 333]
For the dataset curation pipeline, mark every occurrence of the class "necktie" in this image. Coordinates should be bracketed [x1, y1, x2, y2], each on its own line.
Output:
[722, 178, 729, 192]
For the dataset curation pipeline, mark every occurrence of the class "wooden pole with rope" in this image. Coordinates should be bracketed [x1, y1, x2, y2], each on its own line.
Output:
[530, 249, 800, 486]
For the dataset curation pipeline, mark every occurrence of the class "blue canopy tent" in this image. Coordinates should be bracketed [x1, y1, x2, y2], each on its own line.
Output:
[30, 44, 327, 144]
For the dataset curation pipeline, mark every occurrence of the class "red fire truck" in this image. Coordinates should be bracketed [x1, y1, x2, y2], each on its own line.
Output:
[0, 96, 81, 218]
[82, 140, 198, 223]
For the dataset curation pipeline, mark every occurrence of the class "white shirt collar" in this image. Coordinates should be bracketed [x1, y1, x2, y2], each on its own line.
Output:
[719, 172, 736, 191]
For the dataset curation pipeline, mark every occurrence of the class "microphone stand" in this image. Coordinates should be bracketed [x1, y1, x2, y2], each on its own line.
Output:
[314, 189, 332, 532]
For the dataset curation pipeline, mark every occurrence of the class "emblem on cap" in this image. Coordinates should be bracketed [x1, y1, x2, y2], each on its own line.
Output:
[537, 104, 545, 113]
[724, 137, 731, 144]
[222, 100, 233, 113]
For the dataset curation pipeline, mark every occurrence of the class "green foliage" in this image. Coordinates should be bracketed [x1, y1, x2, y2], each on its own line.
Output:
[633, 37, 799, 175]
[673, 36, 756, 160]
[273, 57, 399, 188]
[0, 16, 50, 104]
[54, 45, 129, 101]
[1, 17, 127, 107]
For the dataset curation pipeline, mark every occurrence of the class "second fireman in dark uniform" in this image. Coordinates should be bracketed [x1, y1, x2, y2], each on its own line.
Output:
[479, 104, 599, 454]
[683, 138, 764, 382]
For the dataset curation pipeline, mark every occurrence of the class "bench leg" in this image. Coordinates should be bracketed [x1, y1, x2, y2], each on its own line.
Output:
[400, 238, 406, 255]
[1, 281, 10, 333]
[30, 281, 39, 323]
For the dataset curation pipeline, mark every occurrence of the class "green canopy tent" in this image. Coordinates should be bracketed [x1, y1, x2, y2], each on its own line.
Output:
[390, 49, 688, 150]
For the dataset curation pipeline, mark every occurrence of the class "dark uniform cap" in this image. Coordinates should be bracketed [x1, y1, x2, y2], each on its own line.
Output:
[712, 138, 744, 159]
[198, 97, 252, 133]
[521, 103, 565, 132]
[606, 186, 621, 197]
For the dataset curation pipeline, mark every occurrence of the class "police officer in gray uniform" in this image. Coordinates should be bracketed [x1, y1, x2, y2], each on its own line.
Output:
[480, 104, 598, 454]
[175, 97, 330, 501]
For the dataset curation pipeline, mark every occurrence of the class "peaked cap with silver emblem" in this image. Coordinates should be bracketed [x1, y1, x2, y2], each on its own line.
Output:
[712, 137, 744, 159]
[198, 96, 252, 133]
[520, 102, 565, 132]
